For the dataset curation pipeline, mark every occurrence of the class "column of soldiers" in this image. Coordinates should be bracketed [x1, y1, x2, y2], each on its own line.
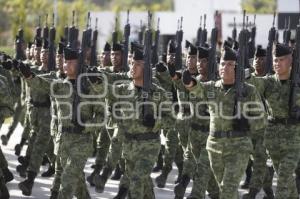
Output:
[0, 9, 300, 199]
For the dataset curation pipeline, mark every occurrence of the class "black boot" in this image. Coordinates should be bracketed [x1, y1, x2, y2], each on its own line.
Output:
[174, 161, 183, 184]
[87, 164, 102, 186]
[111, 164, 123, 180]
[15, 138, 27, 156]
[0, 177, 9, 199]
[242, 188, 260, 199]
[18, 155, 30, 165]
[155, 165, 172, 188]
[152, 145, 165, 172]
[1, 135, 8, 146]
[113, 186, 128, 199]
[41, 155, 49, 166]
[16, 156, 30, 178]
[2, 167, 14, 183]
[174, 174, 190, 199]
[41, 165, 55, 177]
[296, 173, 300, 194]
[241, 159, 253, 189]
[49, 190, 58, 199]
[18, 171, 37, 196]
[94, 167, 113, 193]
[263, 187, 274, 199]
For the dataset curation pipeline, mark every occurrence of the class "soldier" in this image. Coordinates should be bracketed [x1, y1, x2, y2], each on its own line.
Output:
[98, 42, 112, 67]
[92, 42, 127, 191]
[102, 45, 172, 199]
[18, 45, 106, 199]
[18, 39, 54, 196]
[0, 73, 14, 199]
[182, 46, 265, 199]
[252, 43, 300, 199]
[243, 45, 275, 199]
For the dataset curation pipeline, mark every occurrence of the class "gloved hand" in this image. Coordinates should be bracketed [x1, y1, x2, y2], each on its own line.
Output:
[155, 62, 167, 72]
[87, 67, 102, 84]
[182, 69, 193, 85]
[18, 62, 32, 78]
[142, 114, 156, 128]
[2, 61, 12, 70]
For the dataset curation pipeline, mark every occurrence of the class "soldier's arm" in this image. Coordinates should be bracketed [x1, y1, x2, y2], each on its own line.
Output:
[246, 85, 266, 131]
[25, 73, 54, 94]
[0, 77, 14, 118]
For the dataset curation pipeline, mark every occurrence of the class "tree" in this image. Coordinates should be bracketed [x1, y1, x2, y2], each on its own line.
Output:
[242, 0, 276, 13]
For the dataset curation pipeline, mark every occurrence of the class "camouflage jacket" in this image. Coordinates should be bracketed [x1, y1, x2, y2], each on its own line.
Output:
[0, 74, 14, 119]
[189, 79, 265, 133]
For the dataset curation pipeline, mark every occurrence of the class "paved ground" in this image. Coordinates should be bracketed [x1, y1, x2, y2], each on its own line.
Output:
[0, 122, 282, 199]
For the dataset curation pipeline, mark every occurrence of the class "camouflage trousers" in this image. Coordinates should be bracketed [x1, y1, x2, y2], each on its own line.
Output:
[264, 123, 300, 199]
[189, 130, 219, 198]
[57, 133, 93, 199]
[6, 99, 26, 136]
[207, 135, 253, 199]
[120, 138, 161, 199]
[162, 128, 180, 169]
[0, 147, 8, 170]
[248, 129, 270, 190]
[94, 127, 110, 167]
[27, 107, 54, 173]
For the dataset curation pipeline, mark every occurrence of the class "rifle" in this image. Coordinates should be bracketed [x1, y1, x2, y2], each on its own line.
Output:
[112, 17, 118, 44]
[152, 18, 160, 66]
[265, 12, 276, 74]
[15, 28, 26, 60]
[244, 16, 250, 68]
[284, 17, 291, 45]
[138, 20, 144, 45]
[196, 16, 202, 46]
[90, 18, 98, 66]
[43, 14, 49, 40]
[232, 17, 237, 42]
[68, 11, 77, 50]
[47, 13, 56, 72]
[36, 16, 42, 39]
[64, 19, 69, 44]
[175, 17, 183, 70]
[86, 12, 92, 49]
[289, 19, 300, 119]
[207, 14, 218, 81]
[236, 10, 247, 101]
[249, 15, 256, 59]
[200, 14, 207, 46]
[142, 11, 153, 121]
[72, 13, 90, 125]
[122, 10, 130, 72]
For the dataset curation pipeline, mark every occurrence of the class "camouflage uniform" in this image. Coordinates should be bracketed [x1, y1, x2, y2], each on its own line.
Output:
[189, 79, 265, 199]
[108, 81, 172, 198]
[25, 71, 106, 199]
[256, 74, 300, 199]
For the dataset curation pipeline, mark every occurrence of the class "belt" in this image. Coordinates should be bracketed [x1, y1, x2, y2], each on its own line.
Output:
[268, 117, 298, 125]
[125, 132, 159, 141]
[190, 123, 209, 132]
[29, 99, 51, 108]
[61, 125, 85, 134]
[210, 131, 248, 138]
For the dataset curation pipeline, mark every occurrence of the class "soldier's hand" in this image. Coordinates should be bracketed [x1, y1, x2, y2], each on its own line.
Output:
[87, 67, 102, 84]
[142, 114, 156, 128]
[155, 62, 167, 72]
[2, 60, 12, 70]
[182, 69, 195, 86]
[18, 62, 32, 78]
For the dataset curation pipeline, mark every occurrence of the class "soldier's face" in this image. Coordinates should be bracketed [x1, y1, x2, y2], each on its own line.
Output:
[63, 59, 78, 78]
[253, 56, 266, 76]
[111, 51, 122, 67]
[30, 45, 35, 57]
[100, 51, 111, 67]
[186, 54, 197, 73]
[219, 60, 236, 82]
[167, 53, 175, 66]
[56, 54, 64, 72]
[131, 60, 144, 79]
[85, 47, 91, 63]
[197, 58, 208, 78]
[273, 54, 292, 76]
[41, 49, 49, 64]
